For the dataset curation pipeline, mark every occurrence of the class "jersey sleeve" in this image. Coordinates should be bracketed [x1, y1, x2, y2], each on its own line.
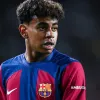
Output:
[61, 62, 86, 100]
[0, 66, 6, 100]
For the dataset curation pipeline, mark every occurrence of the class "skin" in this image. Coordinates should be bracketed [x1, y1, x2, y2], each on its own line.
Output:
[19, 17, 58, 62]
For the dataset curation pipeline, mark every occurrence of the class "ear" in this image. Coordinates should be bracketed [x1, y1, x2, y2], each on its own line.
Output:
[18, 24, 28, 39]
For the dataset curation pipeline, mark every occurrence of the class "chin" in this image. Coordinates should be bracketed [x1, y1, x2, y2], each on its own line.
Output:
[44, 49, 53, 54]
[41, 48, 54, 54]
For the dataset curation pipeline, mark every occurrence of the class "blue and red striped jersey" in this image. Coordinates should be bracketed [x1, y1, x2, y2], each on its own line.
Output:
[0, 49, 86, 100]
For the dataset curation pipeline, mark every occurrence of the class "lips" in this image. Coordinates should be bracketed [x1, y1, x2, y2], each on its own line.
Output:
[43, 42, 54, 45]
[42, 41, 55, 50]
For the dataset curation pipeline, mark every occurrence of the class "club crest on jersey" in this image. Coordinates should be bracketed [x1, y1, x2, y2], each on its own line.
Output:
[38, 83, 52, 98]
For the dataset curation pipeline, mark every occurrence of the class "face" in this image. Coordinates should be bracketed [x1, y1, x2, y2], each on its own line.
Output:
[20, 17, 58, 54]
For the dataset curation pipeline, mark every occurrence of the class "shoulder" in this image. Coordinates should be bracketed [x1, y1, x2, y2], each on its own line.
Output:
[62, 61, 84, 77]
[1, 54, 24, 68]
[52, 49, 84, 76]
[0, 54, 24, 80]
[0, 54, 24, 90]
[52, 49, 78, 66]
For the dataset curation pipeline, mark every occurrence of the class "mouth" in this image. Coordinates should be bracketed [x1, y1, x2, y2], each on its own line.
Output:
[42, 41, 55, 50]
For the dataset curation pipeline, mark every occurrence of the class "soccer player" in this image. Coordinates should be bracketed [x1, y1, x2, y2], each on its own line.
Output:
[0, 0, 86, 100]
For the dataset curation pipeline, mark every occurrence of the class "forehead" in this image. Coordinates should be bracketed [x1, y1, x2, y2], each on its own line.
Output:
[29, 17, 58, 25]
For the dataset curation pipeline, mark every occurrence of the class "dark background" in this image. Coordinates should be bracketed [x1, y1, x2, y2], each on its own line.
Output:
[0, 0, 100, 99]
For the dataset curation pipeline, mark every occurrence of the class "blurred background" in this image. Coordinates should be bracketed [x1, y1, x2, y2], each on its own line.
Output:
[0, 0, 100, 99]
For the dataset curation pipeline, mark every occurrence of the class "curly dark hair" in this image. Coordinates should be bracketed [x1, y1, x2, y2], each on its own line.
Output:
[16, 0, 64, 24]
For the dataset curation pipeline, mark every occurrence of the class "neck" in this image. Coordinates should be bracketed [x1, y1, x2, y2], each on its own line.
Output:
[25, 51, 49, 63]
[24, 39, 49, 63]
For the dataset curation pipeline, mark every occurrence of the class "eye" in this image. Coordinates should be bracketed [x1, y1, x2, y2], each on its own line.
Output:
[38, 27, 47, 32]
[52, 27, 58, 32]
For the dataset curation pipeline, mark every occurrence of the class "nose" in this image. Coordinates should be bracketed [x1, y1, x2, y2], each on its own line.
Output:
[45, 28, 54, 38]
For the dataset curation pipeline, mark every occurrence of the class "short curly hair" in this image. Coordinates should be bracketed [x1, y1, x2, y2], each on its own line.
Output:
[16, 0, 64, 24]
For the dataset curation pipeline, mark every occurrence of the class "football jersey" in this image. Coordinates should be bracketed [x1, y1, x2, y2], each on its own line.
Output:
[0, 49, 86, 100]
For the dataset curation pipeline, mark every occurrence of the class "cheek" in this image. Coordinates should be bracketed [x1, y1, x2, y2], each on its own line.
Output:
[28, 32, 44, 45]
[54, 32, 58, 40]
[27, 28, 45, 44]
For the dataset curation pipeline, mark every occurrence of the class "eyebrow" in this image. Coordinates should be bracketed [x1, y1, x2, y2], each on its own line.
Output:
[52, 22, 58, 26]
[37, 22, 48, 26]
[37, 22, 58, 26]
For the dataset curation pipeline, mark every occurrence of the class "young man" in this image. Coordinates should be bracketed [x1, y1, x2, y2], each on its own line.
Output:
[0, 0, 86, 100]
